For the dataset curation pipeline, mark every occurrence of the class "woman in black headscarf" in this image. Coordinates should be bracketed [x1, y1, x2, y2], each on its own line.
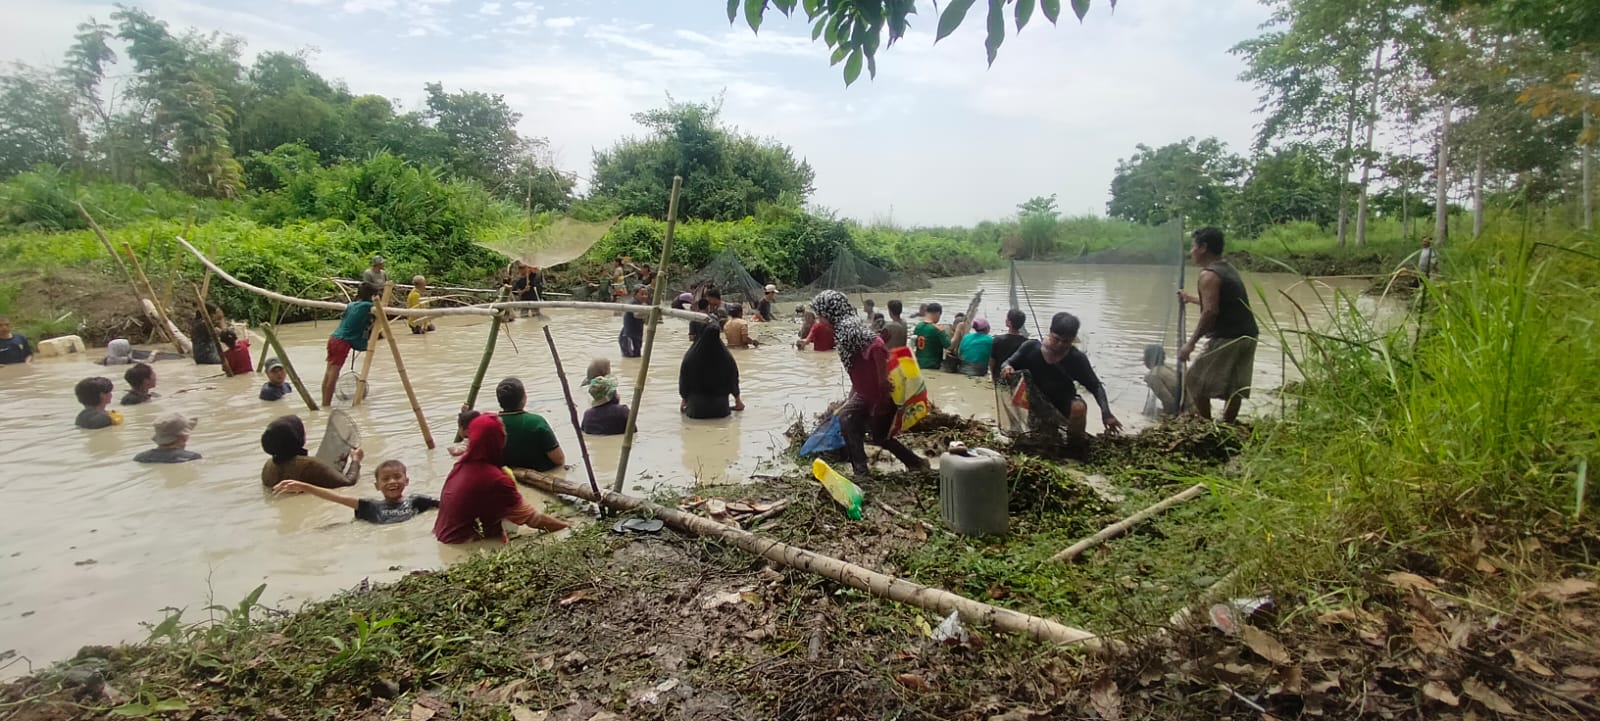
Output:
[259, 415, 363, 488]
[679, 322, 744, 419]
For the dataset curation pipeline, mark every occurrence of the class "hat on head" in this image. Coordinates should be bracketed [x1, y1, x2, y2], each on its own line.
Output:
[586, 374, 619, 407]
[677, 292, 693, 304]
[264, 357, 284, 372]
[371, 255, 385, 265]
[971, 317, 991, 333]
[153, 413, 197, 446]
[764, 284, 777, 293]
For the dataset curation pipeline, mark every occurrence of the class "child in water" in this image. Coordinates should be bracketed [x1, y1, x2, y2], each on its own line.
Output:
[74, 376, 122, 429]
[123, 363, 157, 405]
[260, 358, 293, 401]
[219, 329, 253, 374]
[273, 460, 440, 525]
[448, 409, 481, 457]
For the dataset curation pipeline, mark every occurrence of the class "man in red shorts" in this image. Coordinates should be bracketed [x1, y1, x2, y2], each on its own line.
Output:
[321, 283, 377, 407]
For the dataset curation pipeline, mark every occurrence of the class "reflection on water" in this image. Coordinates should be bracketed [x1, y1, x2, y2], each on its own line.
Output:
[0, 263, 1379, 671]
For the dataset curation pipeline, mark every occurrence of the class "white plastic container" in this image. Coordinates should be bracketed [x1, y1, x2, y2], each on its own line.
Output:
[939, 447, 1009, 536]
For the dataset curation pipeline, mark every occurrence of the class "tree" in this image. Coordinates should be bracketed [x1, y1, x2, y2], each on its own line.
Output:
[1107, 138, 1244, 228]
[1229, 145, 1342, 237]
[0, 65, 77, 178]
[591, 98, 815, 221]
[1016, 194, 1059, 258]
[728, 0, 1114, 85]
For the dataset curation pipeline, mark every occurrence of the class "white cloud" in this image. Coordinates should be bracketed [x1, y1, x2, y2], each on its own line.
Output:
[477, 2, 501, 16]
[543, 16, 579, 29]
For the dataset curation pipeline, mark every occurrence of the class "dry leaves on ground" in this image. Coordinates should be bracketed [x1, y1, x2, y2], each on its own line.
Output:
[1532, 578, 1597, 602]
[1240, 625, 1292, 666]
[1461, 676, 1517, 715]
[1386, 571, 1440, 593]
[1089, 675, 1122, 721]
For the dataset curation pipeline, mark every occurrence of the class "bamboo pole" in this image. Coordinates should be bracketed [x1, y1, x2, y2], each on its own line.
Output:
[174, 236, 705, 322]
[352, 284, 392, 407]
[77, 203, 156, 330]
[260, 322, 319, 411]
[514, 467, 1103, 649]
[193, 284, 234, 377]
[1175, 219, 1188, 408]
[255, 299, 281, 373]
[458, 313, 504, 442]
[541, 325, 602, 500]
[371, 281, 435, 449]
[1049, 484, 1208, 563]
[614, 175, 682, 493]
[121, 242, 187, 353]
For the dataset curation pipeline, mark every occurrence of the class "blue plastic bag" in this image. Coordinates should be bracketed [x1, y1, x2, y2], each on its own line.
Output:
[800, 413, 846, 456]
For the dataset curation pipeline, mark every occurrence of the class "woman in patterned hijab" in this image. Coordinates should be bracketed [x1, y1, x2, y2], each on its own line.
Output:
[809, 290, 927, 476]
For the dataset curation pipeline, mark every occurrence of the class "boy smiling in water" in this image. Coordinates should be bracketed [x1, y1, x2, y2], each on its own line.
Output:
[273, 460, 440, 524]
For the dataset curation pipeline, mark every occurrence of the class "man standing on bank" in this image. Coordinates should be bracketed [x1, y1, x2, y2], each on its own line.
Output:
[1177, 227, 1259, 424]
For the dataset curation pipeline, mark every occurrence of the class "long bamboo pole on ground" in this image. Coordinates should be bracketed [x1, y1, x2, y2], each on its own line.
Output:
[121, 242, 187, 353]
[541, 325, 602, 500]
[614, 176, 682, 493]
[353, 284, 392, 407]
[1049, 484, 1208, 563]
[514, 467, 1102, 648]
[260, 323, 319, 411]
[370, 281, 435, 449]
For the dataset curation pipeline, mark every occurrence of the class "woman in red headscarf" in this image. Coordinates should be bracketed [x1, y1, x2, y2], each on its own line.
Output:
[434, 414, 570, 544]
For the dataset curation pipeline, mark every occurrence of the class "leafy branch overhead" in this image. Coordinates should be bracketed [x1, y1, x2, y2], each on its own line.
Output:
[728, 0, 1115, 85]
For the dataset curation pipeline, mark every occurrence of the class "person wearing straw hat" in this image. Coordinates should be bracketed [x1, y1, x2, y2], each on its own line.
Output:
[134, 413, 201, 464]
[581, 374, 630, 436]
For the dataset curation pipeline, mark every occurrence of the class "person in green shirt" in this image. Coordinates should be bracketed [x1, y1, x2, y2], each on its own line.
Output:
[496, 377, 566, 472]
[912, 302, 950, 370]
[321, 283, 376, 407]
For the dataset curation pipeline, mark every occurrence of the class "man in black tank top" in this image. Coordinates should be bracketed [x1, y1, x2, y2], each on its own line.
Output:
[1178, 227, 1258, 423]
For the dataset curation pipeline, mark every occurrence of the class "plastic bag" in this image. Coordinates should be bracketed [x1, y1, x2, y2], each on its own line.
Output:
[800, 413, 846, 456]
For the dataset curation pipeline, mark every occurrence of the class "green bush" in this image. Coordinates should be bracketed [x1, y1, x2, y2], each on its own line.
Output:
[0, 167, 230, 233]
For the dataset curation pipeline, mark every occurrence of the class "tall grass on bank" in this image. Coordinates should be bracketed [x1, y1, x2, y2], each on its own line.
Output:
[1213, 222, 1599, 585]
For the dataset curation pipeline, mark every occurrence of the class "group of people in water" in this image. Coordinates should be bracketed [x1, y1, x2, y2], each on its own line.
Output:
[40, 227, 1260, 546]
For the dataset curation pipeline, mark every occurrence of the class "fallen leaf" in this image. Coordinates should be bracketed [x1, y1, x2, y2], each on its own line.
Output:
[1386, 571, 1440, 593]
[895, 673, 933, 692]
[701, 591, 743, 610]
[509, 707, 548, 721]
[1240, 625, 1293, 666]
[1533, 578, 1597, 602]
[1443, 618, 1474, 649]
[558, 590, 591, 607]
[1411, 618, 1450, 655]
[1475, 557, 1499, 574]
[1562, 665, 1600, 680]
[1307, 671, 1342, 694]
[1089, 675, 1122, 721]
[705, 499, 728, 516]
[1423, 681, 1461, 706]
[1462, 677, 1516, 715]
[585, 713, 621, 721]
[1316, 608, 1358, 626]
[739, 591, 764, 607]
[410, 705, 436, 721]
[1511, 649, 1555, 677]
[725, 501, 757, 514]
[988, 708, 1044, 721]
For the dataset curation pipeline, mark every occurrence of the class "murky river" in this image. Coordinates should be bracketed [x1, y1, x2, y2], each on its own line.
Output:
[0, 263, 1382, 673]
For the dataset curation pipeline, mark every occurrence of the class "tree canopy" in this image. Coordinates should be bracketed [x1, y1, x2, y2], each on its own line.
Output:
[729, 0, 1115, 84]
[590, 99, 815, 221]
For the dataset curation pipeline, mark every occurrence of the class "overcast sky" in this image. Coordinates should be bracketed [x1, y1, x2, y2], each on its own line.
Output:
[0, 0, 1272, 226]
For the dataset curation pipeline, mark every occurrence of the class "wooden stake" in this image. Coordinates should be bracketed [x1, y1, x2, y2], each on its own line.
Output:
[614, 175, 682, 492]
[514, 467, 1103, 649]
[541, 325, 602, 500]
[169, 208, 196, 317]
[352, 284, 392, 407]
[260, 322, 319, 411]
[371, 281, 436, 449]
[121, 242, 187, 353]
[1049, 484, 1208, 563]
[77, 203, 151, 318]
[458, 314, 504, 442]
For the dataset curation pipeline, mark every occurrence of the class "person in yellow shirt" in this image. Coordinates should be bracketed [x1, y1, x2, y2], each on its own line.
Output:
[407, 275, 435, 334]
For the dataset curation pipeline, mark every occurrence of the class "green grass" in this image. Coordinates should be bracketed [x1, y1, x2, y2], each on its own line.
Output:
[1210, 213, 1600, 588]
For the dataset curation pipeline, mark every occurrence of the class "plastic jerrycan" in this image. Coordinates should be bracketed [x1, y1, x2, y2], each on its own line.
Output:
[939, 444, 1009, 536]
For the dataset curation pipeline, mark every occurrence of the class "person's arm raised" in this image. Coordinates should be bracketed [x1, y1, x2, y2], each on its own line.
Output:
[273, 480, 360, 509]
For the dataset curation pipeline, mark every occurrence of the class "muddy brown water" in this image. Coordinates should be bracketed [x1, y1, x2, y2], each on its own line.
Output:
[0, 263, 1386, 673]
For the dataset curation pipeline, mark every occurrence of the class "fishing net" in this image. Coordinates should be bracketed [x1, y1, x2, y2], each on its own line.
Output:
[804, 247, 894, 293]
[689, 247, 767, 307]
[314, 409, 362, 467]
[475, 216, 620, 268]
[994, 372, 1070, 438]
